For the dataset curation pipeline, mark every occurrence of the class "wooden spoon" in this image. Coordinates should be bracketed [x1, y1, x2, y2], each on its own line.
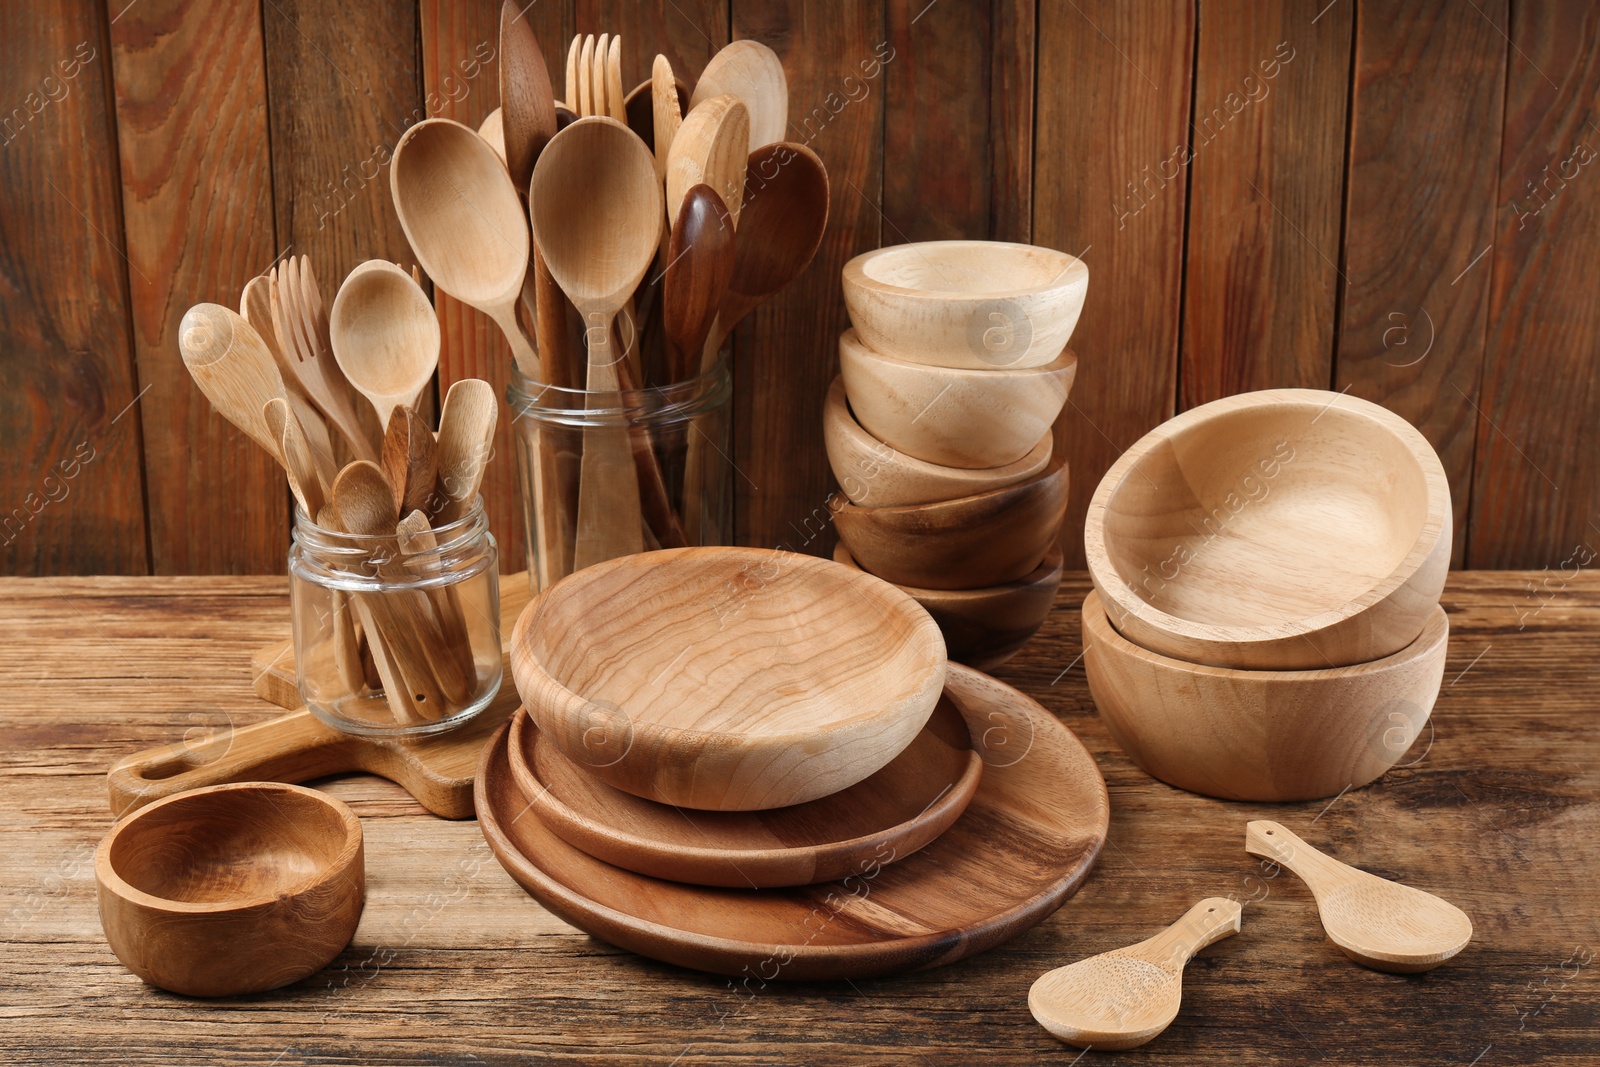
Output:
[432, 378, 499, 524]
[664, 184, 734, 384]
[328, 260, 440, 431]
[178, 304, 288, 457]
[651, 54, 682, 178]
[390, 117, 539, 376]
[665, 94, 749, 229]
[1246, 821, 1472, 972]
[262, 398, 324, 518]
[1029, 898, 1243, 1050]
[381, 405, 439, 516]
[690, 39, 788, 149]
[498, 0, 557, 194]
[477, 107, 506, 163]
[529, 117, 661, 568]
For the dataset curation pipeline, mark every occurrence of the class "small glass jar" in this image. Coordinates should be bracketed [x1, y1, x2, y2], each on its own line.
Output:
[507, 359, 732, 592]
[287, 497, 502, 737]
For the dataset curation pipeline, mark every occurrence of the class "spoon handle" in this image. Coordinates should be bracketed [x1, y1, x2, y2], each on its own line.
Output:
[574, 310, 645, 568]
[1245, 820, 1351, 888]
[1134, 897, 1243, 971]
[491, 302, 541, 379]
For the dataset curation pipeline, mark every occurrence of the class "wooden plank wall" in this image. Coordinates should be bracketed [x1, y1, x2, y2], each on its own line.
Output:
[2, 0, 1595, 576]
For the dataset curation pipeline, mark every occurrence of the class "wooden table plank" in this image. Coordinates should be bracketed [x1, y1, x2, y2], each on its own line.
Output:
[1, 572, 1596, 1065]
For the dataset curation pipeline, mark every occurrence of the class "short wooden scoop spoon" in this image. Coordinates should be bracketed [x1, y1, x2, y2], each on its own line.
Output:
[1029, 897, 1242, 1050]
[1246, 820, 1472, 973]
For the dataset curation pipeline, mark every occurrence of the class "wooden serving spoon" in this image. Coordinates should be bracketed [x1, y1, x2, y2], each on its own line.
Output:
[178, 304, 288, 457]
[381, 405, 438, 516]
[328, 261, 440, 431]
[651, 54, 682, 179]
[498, 0, 557, 194]
[390, 117, 539, 377]
[665, 94, 749, 229]
[689, 39, 788, 149]
[1246, 820, 1472, 972]
[432, 378, 498, 524]
[1029, 897, 1243, 1050]
[664, 184, 734, 385]
[529, 117, 661, 568]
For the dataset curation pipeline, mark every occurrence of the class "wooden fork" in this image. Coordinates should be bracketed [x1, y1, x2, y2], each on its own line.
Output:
[270, 256, 379, 463]
[564, 33, 626, 120]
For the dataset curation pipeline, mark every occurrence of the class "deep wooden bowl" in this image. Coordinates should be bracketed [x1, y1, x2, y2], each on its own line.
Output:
[509, 547, 948, 810]
[823, 377, 1053, 508]
[833, 459, 1068, 591]
[1081, 591, 1449, 801]
[1084, 388, 1451, 669]
[842, 240, 1089, 371]
[834, 543, 1063, 670]
[95, 782, 364, 997]
[838, 329, 1077, 469]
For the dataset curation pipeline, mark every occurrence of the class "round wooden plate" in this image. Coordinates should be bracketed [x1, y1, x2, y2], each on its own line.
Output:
[507, 694, 985, 888]
[477, 664, 1110, 981]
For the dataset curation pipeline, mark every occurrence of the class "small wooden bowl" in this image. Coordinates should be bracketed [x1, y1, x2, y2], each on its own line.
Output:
[823, 377, 1053, 507]
[834, 459, 1068, 591]
[509, 547, 947, 811]
[834, 543, 1063, 670]
[839, 329, 1077, 469]
[96, 782, 364, 997]
[1082, 591, 1449, 801]
[842, 240, 1089, 370]
[1085, 388, 1451, 669]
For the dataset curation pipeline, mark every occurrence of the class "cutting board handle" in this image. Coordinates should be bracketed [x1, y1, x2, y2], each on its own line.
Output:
[107, 708, 352, 819]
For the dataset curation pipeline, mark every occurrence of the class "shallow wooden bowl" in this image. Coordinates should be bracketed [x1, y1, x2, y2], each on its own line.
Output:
[509, 547, 947, 810]
[842, 240, 1088, 371]
[839, 329, 1077, 469]
[823, 377, 1052, 507]
[833, 459, 1068, 591]
[1085, 388, 1451, 669]
[1082, 591, 1449, 801]
[834, 543, 1063, 670]
[95, 782, 364, 997]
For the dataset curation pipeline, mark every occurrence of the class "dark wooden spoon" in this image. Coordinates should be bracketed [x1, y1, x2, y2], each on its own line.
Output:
[664, 184, 735, 384]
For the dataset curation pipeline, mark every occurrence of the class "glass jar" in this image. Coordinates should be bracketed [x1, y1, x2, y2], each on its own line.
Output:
[287, 497, 502, 737]
[507, 359, 732, 592]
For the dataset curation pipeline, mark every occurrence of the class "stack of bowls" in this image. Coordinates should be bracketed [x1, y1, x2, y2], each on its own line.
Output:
[826, 240, 1089, 669]
[1081, 388, 1453, 802]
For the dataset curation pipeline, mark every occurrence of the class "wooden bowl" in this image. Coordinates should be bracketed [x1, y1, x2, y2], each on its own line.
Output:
[833, 459, 1068, 591]
[842, 240, 1089, 370]
[834, 543, 1063, 670]
[509, 547, 947, 810]
[95, 782, 364, 997]
[823, 377, 1053, 507]
[838, 329, 1077, 469]
[1082, 591, 1449, 801]
[1084, 388, 1451, 669]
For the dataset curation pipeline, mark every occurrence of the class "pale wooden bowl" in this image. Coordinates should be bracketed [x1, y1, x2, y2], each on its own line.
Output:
[834, 542, 1063, 670]
[1081, 591, 1449, 801]
[842, 240, 1088, 370]
[823, 377, 1053, 508]
[833, 459, 1068, 590]
[839, 329, 1077, 469]
[96, 782, 364, 997]
[509, 547, 947, 810]
[1085, 388, 1451, 670]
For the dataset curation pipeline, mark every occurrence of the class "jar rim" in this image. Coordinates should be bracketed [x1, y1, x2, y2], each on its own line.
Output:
[506, 357, 730, 419]
[293, 494, 487, 549]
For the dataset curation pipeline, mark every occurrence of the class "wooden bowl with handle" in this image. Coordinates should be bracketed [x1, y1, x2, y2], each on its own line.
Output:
[838, 329, 1077, 469]
[833, 459, 1068, 591]
[1081, 591, 1449, 801]
[823, 377, 1053, 508]
[834, 542, 1063, 670]
[1085, 388, 1451, 670]
[509, 547, 948, 811]
[842, 240, 1088, 370]
[96, 782, 364, 997]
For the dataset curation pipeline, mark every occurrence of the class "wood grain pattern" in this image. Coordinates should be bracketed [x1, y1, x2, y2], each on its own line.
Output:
[0, 571, 1597, 1062]
[1181, 0, 1353, 406]
[1034, 1, 1193, 570]
[108, 0, 286, 573]
[1470, 0, 1600, 568]
[1335, 0, 1507, 567]
[0, 0, 148, 574]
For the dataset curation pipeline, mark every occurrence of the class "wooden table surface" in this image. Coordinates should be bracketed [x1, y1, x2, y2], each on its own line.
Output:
[2, 571, 1596, 1065]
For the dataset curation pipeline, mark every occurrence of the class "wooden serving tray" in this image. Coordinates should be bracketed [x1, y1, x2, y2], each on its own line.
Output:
[477, 664, 1110, 981]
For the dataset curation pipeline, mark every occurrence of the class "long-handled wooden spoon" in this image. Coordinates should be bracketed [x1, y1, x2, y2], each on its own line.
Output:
[329, 261, 440, 431]
[390, 117, 540, 377]
[178, 304, 289, 457]
[1029, 897, 1243, 1050]
[1246, 821, 1472, 972]
[530, 117, 661, 568]
[665, 94, 749, 229]
[498, 0, 557, 195]
[432, 378, 499, 524]
[664, 184, 734, 384]
[689, 39, 788, 149]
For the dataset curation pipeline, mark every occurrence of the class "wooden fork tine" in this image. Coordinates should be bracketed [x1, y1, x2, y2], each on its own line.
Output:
[299, 256, 334, 361]
[565, 34, 580, 112]
[592, 33, 609, 117]
[578, 34, 595, 117]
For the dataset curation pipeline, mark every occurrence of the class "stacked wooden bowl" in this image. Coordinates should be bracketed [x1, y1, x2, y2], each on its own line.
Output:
[827, 241, 1088, 669]
[1082, 389, 1453, 802]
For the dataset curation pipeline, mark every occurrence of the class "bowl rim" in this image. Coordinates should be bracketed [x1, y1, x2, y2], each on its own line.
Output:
[1085, 389, 1450, 648]
[834, 455, 1068, 521]
[839, 328, 1079, 383]
[842, 240, 1088, 302]
[834, 541, 1065, 602]
[1083, 590, 1450, 680]
[95, 782, 363, 915]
